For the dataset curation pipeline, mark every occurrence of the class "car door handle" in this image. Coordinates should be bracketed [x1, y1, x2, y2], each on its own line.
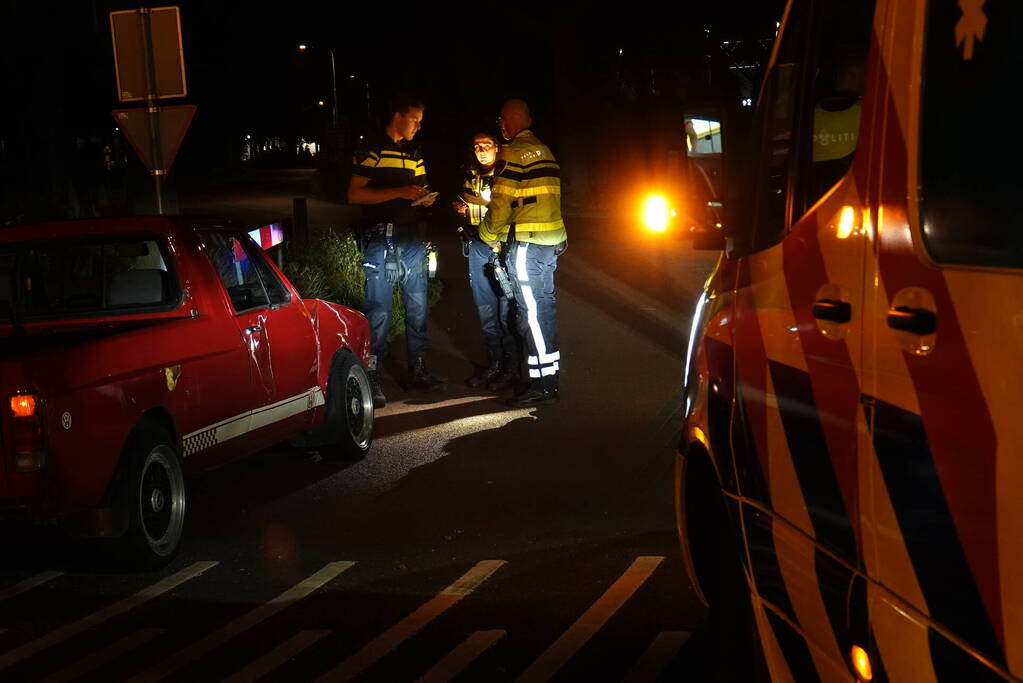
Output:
[887, 306, 936, 335]
[812, 299, 852, 323]
[244, 325, 263, 335]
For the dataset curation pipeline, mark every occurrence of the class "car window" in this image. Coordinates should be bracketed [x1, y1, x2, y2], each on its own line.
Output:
[248, 246, 290, 306]
[803, 0, 875, 207]
[0, 236, 177, 320]
[750, 0, 810, 249]
[199, 231, 273, 313]
[920, 0, 1023, 268]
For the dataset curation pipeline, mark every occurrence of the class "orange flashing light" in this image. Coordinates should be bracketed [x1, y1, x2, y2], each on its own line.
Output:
[10, 393, 37, 418]
[851, 645, 873, 681]
[643, 195, 669, 232]
[837, 206, 856, 239]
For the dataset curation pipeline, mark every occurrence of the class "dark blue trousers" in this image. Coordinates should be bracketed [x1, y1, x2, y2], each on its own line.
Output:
[362, 239, 429, 368]
[508, 241, 563, 383]
[467, 239, 517, 363]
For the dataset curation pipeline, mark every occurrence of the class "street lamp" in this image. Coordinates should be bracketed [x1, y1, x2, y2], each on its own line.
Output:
[298, 43, 338, 128]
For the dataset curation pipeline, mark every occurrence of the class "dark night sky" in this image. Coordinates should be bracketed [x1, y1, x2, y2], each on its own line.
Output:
[0, 0, 783, 217]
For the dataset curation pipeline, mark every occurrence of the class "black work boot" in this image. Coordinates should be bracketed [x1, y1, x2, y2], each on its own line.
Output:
[369, 371, 387, 409]
[486, 359, 519, 392]
[507, 376, 559, 407]
[466, 359, 502, 389]
[408, 356, 446, 391]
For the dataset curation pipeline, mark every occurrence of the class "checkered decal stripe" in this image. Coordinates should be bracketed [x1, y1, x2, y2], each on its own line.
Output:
[183, 429, 217, 457]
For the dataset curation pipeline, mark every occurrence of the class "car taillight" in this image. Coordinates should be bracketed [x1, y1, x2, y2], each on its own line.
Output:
[8, 392, 46, 472]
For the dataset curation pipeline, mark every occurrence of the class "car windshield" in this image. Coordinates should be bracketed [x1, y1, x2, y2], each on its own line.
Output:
[0, 234, 178, 321]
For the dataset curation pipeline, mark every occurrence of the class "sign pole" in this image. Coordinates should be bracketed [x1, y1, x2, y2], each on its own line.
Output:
[139, 7, 165, 214]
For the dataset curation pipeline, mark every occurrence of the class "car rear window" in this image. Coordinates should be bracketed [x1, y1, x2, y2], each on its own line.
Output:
[0, 235, 179, 321]
[921, 0, 1023, 268]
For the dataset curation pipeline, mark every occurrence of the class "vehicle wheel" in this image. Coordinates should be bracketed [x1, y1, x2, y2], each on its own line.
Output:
[116, 420, 186, 569]
[678, 448, 766, 682]
[324, 351, 374, 460]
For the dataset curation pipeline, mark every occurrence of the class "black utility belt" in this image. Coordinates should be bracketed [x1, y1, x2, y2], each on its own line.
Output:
[365, 222, 416, 241]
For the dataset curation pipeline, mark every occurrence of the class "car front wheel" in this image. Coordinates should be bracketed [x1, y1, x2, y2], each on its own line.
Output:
[326, 351, 374, 460]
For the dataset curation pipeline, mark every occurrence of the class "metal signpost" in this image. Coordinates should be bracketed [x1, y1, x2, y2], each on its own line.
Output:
[110, 6, 189, 214]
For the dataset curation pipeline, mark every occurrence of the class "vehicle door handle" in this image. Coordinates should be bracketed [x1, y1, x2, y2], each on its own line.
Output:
[812, 299, 852, 323]
[887, 306, 936, 335]
[244, 325, 263, 335]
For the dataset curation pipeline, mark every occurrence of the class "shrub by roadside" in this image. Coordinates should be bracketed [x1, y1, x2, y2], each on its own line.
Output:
[284, 230, 443, 337]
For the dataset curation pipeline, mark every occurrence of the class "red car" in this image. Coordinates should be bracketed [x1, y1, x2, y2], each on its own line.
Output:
[0, 216, 374, 567]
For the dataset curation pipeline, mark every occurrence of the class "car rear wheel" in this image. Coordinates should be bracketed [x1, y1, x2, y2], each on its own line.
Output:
[325, 351, 374, 460]
[116, 421, 186, 569]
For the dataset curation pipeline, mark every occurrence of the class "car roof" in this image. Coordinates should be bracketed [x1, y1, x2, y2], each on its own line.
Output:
[0, 215, 241, 245]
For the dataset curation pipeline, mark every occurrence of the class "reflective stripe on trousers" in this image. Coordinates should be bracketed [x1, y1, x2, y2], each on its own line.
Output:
[510, 242, 561, 380]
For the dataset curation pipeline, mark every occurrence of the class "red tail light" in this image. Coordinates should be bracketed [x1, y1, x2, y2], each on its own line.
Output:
[8, 392, 46, 471]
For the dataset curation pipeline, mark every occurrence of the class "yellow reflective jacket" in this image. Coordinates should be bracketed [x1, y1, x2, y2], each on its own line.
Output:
[461, 167, 494, 227]
[479, 129, 567, 245]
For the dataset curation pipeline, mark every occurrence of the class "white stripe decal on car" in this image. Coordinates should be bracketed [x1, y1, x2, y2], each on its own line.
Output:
[182, 387, 324, 457]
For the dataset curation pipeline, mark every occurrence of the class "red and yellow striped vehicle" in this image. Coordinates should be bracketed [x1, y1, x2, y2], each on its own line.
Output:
[676, 0, 1020, 680]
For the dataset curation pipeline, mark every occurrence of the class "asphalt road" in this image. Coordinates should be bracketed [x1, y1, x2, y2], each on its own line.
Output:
[0, 170, 721, 682]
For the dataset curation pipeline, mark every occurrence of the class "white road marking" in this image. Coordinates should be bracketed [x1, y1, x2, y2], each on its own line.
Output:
[40, 628, 166, 683]
[0, 561, 216, 673]
[416, 630, 506, 683]
[130, 561, 354, 683]
[317, 559, 506, 682]
[623, 631, 691, 682]
[222, 629, 331, 683]
[0, 571, 63, 602]
[514, 556, 664, 683]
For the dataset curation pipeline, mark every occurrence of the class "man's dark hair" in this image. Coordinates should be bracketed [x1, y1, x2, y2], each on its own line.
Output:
[389, 92, 424, 117]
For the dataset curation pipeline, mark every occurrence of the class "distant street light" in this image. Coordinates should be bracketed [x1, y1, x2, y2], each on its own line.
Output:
[318, 100, 325, 106]
[297, 43, 338, 127]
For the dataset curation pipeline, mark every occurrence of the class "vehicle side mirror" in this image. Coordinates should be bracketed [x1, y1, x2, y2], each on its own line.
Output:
[681, 115, 727, 250]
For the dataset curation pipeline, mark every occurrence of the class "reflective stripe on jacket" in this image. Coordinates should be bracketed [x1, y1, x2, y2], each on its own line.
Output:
[462, 168, 494, 227]
[479, 129, 566, 245]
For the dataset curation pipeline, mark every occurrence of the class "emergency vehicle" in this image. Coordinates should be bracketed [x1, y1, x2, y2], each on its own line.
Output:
[675, 0, 1020, 680]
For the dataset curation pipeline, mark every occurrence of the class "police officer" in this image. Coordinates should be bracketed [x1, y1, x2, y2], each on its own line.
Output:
[454, 132, 520, 391]
[479, 99, 567, 407]
[349, 93, 443, 408]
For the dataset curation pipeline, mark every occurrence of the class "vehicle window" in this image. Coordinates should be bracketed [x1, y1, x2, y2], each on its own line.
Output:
[920, 0, 1023, 269]
[245, 243, 290, 306]
[0, 236, 177, 320]
[803, 0, 875, 207]
[199, 231, 271, 312]
[751, 0, 810, 248]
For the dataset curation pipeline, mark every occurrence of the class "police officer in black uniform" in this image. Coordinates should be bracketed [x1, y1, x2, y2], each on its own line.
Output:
[454, 132, 520, 391]
[349, 93, 443, 408]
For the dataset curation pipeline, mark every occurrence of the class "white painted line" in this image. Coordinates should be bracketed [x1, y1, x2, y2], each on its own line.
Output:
[318, 560, 506, 682]
[0, 561, 216, 673]
[514, 556, 664, 683]
[416, 630, 506, 683]
[623, 631, 691, 683]
[40, 628, 166, 683]
[222, 629, 331, 683]
[130, 561, 353, 683]
[0, 571, 63, 602]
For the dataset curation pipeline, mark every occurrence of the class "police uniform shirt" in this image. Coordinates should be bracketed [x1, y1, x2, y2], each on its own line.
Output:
[352, 130, 428, 227]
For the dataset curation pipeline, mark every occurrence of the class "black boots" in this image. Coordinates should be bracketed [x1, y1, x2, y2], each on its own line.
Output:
[407, 356, 446, 391]
[369, 371, 387, 409]
[507, 377, 559, 407]
[466, 360, 503, 389]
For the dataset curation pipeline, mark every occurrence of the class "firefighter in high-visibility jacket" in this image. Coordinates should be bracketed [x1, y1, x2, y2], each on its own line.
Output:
[479, 99, 567, 407]
[455, 132, 520, 392]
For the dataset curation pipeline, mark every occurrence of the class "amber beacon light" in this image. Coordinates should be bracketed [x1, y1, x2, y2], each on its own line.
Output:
[643, 194, 669, 232]
[9, 393, 37, 418]
[851, 645, 873, 681]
